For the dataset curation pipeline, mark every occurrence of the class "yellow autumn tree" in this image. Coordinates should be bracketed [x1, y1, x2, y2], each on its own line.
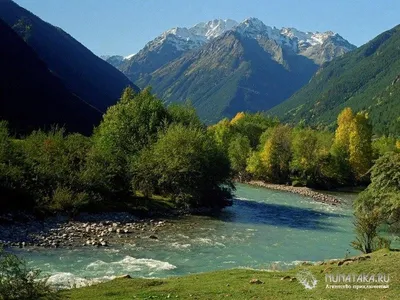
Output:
[396, 140, 400, 150]
[349, 112, 373, 181]
[230, 112, 245, 124]
[333, 107, 354, 154]
[259, 125, 292, 183]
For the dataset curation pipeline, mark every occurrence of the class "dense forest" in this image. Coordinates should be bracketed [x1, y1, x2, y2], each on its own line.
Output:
[0, 87, 233, 215]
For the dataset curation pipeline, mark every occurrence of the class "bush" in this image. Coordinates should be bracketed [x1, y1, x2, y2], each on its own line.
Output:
[0, 250, 58, 300]
[351, 210, 391, 254]
[49, 186, 89, 216]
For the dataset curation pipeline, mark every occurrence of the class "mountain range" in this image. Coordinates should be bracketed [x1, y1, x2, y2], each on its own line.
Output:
[269, 24, 400, 136]
[105, 18, 355, 122]
[2, 0, 398, 136]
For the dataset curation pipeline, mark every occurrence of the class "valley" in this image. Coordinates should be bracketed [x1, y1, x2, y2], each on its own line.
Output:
[0, 1, 399, 299]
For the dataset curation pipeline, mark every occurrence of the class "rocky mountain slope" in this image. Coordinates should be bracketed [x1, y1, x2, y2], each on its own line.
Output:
[0, 19, 101, 134]
[0, 0, 139, 112]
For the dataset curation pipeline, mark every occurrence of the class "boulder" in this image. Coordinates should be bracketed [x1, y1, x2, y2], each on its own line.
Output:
[249, 279, 263, 284]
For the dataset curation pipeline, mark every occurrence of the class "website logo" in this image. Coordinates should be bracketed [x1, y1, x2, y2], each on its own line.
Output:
[297, 269, 318, 289]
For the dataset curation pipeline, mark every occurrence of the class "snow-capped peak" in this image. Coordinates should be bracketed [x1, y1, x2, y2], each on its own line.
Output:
[141, 19, 239, 53]
[234, 18, 295, 50]
[129, 17, 354, 64]
[280, 27, 336, 46]
[189, 19, 238, 39]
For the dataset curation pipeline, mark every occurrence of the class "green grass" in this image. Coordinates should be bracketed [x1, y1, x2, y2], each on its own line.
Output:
[61, 249, 399, 300]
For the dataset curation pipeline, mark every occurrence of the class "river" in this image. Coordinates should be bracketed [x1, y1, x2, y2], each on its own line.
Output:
[13, 183, 358, 289]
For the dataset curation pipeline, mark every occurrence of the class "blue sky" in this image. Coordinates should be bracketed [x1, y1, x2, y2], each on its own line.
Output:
[14, 0, 400, 56]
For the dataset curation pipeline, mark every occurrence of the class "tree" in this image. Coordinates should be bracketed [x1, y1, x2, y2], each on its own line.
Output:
[349, 112, 373, 181]
[208, 118, 233, 151]
[167, 101, 203, 128]
[259, 125, 292, 183]
[132, 124, 233, 208]
[333, 107, 354, 154]
[230, 113, 279, 149]
[353, 152, 400, 252]
[372, 136, 398, 158]
[351, 208, 390, 254]
[230, 112, 245, 124]
[228, 134, 251, 181]
[93, 87, 168, 159]
[246, 151, 266, 180]
[331, 108, 355, 184]
[88, 88, 168, 199]
[290, 128, 319, 185]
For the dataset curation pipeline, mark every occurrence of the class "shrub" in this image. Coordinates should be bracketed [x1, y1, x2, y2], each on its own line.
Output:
[0, 250, 58, 300]
[49, 186, 89, 216]
[351, 210, 391, 254]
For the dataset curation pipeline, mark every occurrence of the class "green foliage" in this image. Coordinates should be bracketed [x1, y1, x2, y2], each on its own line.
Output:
[228, 134, 251, 181]
[259, 125, 292, 183]
[241, 107, 378, 189]
[0, 250, 57, 300]
[372, 136, 399, 158]
[230, 113, 279, 149]
[93, 87, 167, 159]
[353, 152, 400, 252]
[49, 186, 89, 216]
[246, 151, 266, 180]
[351, 209, 391, 254]
[0, 87, 234, 213]
[132, 124, 233, 208]
[208, 118, 233, 151]
[354, 152, 400, 227]
[167, 101, 203, 128]
[269, 24, 400, 136]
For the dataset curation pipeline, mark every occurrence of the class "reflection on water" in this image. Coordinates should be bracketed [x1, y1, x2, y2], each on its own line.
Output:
[15, 183, 357, 288]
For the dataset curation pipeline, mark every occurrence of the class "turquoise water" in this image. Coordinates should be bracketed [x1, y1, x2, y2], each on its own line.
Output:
[14, 184, 358, 288]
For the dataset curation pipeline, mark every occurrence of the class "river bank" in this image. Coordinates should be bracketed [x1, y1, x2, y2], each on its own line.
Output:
[61, 249, 399, 300]
[247, 181, 342, 205]
[0, 212, 173, 248]
[0, 183, 342, 249]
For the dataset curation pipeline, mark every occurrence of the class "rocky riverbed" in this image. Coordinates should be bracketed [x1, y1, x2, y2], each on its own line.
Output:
[247, 181, 341, 205]
[0, 212, 171, 249]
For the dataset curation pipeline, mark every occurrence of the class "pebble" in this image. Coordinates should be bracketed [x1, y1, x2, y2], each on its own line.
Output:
[0, 212, 169, 249]
[248, 181, 341, 205]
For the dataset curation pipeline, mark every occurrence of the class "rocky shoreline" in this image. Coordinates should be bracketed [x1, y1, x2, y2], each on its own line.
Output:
[247, 181, 341, 205]
[0, 212, 171, 249]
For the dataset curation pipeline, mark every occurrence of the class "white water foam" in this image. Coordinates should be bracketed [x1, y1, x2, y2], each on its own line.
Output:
[193, 238, 226, 247]
[170, 242, 191, 250]
[46, 272, 115, 290]
[86, 256, 177, 274]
